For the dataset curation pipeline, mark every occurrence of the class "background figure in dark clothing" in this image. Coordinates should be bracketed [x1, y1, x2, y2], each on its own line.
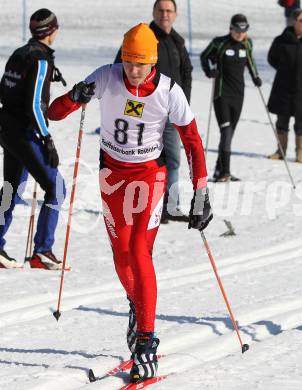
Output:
[268, 8, 302, 163]
[200, 14, 261, 182]
[115, 0, 193, 222]
[0, 9, 66, 269]
[278, 0, 301, 26]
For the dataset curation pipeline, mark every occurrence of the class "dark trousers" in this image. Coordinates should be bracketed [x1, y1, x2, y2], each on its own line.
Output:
[0, 113, 66, 253]
[163, 120, 180, 210]
[276, 114, 302, 135]
[213, 96, 243, 176]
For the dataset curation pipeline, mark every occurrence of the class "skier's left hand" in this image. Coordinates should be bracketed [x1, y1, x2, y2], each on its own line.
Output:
[43, 134, 59, 168]
[254, 76, 262, 87]
[188, 187, 213, 231]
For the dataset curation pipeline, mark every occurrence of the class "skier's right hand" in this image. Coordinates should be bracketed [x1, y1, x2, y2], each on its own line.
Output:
[253, 76, 262, 87]
[188, 187, 213, 231]
[206, 69, 219, 79]
[69, 81, 95, 104]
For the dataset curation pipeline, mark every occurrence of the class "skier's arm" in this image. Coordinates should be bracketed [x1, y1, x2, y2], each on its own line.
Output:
[200, 39, 219, 78]
[169, 83, 212, 231]
[176, 119, 213, 231]
[49, 64, 111, 121]
[26, 59, 51, 137]
[245, 38, 262, 86]
[48, 93, 81, 121]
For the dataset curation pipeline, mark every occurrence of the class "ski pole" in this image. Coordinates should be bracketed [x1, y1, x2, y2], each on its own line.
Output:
[204, 77, 215, 159]
[200, 231, 249, 354]
[24, 181, 38, 262]
[258, 86, 296, 189]
[53, 106, 86, 321]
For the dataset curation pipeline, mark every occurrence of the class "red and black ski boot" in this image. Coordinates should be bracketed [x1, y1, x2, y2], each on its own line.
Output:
[130, 332, 160, 383]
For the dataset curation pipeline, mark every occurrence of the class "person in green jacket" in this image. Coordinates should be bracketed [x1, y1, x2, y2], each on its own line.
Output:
[200, 14, 262, 182]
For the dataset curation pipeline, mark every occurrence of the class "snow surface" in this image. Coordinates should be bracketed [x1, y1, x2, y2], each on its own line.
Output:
[1, 1, 302, 389]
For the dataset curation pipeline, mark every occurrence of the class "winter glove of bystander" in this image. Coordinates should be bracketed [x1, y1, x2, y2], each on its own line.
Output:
[206, 69, 219, 78]
[43, 134, 59, 168]
[69, 81, 95, 104]
[188, 187, 213, 231]
[253, 76, 262, 87]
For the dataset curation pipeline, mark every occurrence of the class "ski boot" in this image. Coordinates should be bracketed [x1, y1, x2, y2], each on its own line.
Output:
[214, 173, 231, 182]
[130, 332, 160, 383]
[0, 249, 23, 269]
[30, 251, 70, 270]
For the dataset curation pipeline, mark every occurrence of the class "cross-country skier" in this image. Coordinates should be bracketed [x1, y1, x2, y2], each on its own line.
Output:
[200, 14, 262, 182]
[0, 9, 66, 269]
[115, 0, 193, 224]
[48, 23, 212, 383]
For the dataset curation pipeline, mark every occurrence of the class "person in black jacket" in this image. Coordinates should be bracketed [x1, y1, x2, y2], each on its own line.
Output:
[114, 0, 193, 222]
[268, 8, 302, 163]
[0, 9, 67, 269]
[200, 14, 261, 182]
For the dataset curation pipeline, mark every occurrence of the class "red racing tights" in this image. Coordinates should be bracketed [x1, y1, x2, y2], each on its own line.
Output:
[99, 152, 166, 333]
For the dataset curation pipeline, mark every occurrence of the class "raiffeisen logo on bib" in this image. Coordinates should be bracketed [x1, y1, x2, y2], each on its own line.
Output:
[124, 99, 145, 118]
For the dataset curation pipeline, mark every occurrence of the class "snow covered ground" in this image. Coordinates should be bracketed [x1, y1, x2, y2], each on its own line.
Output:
[1, 1, 302, 389]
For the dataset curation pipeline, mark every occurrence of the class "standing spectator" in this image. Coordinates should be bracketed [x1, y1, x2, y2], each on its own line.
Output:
[268, 8, 302, 163]
[115, 0, 193, 223]
[200, 14, 261, 182]
[0, 9, 66, 269]
[48, 23, 212, 383]
[278, 0, 301, 26]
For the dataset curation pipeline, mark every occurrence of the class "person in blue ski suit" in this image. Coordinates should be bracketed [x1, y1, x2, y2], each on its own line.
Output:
[0, 9, 66, 269]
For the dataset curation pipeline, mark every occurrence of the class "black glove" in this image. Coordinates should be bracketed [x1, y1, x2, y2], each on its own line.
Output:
[206, 69, 219, 78]
[68, 81, 95, 103]
[253, 76, 262, 87]
[43, 134, 59, 168]
[52, 66, 67, 87]
[188, 187, 213, 231]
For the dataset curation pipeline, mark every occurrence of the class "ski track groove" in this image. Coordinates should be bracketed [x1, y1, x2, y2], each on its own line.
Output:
[64, 296, 302, 385]
[33, 298, 302, 390]
[1, 240, 302, 388]
[1, 239, 301, 328]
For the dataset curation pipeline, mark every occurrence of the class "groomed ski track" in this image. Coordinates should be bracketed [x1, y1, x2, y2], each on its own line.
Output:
[1, 238, 302, 389]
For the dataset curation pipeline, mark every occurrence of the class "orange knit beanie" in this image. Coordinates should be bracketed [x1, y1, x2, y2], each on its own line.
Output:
[121, 23, 158, 64]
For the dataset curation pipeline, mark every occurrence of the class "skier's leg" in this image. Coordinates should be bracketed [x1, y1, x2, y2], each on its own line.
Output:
[268, 115, 289, 159]
[100, 171, 135, 300]
[294, 112, 302, 162]
[214, 97, 232, 179]
[1, 128, 66, 255]
[0, 126, 30, 254]
[128, 165, 166, 333]
[0, 149, 27, 250]
[128, 166, 165, 383]
[18, 135, 66, 254]
[230, 97, 243, 132]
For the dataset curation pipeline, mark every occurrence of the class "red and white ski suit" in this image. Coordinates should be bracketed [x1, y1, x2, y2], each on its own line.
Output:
[48, 64, 207, 332]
